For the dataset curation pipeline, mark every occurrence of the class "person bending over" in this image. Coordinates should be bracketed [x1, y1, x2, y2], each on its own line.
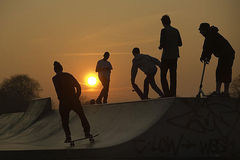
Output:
[199, 23, 235, 97]
[131, 47, 164, 99]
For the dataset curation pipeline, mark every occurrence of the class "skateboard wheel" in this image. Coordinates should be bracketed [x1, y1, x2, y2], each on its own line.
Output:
[70, 142, 75, 147]
[89, 138, 95, 143]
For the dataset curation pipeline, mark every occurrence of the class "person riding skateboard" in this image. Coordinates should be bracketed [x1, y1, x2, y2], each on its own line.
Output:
[199, 23, 235, 97]
[95, 52, 113, 104]
[131, 47, 164, 99]
[159, 15, 182, 97]
[52, 61, 92, 143]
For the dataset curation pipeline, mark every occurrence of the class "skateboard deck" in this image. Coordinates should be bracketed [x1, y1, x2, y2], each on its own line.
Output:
[132, 83, 145, 100]
[68, 133, 99, 147]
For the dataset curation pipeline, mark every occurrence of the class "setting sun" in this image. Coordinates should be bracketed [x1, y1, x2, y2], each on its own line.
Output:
[87, 76, 97, 86]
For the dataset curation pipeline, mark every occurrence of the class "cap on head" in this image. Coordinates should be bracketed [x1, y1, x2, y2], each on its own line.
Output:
[132, 47, 140, 55]
[199, 23, 210, 31]
[161, 15, 171, 26]
[54, 61, 63, 73]
[104, 52, 110, 59]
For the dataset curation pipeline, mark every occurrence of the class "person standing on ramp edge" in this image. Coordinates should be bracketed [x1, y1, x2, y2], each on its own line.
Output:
[159, 15, 182, 97]
[131, 47, 164, 99]
[52, 61, 92, 143]
[199, 23, 235, 97]
[95, 52, 112, 104]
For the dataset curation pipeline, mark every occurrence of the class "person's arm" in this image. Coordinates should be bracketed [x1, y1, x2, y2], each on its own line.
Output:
[109, 62, 113, 70]
[200, 38, 212, 63]
[52, 77, 63, 100]
[131, 62, 138, 85]
[95, 61, 101, 72]
[71, 75, 81, 98]
[159, 29, 165, 50]
[148, 55, 161, 68]
[103, 62, 113, 71]
[177, 30, 182, 47]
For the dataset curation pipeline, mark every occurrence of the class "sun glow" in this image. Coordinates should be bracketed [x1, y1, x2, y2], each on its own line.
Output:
[87, 76, 97, 86]
[84, 73, 99, 88]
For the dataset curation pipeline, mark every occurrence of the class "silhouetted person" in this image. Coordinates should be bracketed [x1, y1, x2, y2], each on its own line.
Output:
[95, 52, 112, 104]
[199, 23, 235, 97]
[131, 47, 164, 99]
[159, 15, 182, 97]
[52, 61, 92, 143]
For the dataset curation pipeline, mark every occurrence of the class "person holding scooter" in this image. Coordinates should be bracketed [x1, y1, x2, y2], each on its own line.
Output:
[198, 23, 235, 97]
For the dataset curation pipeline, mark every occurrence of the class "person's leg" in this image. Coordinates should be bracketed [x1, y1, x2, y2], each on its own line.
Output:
[103, 79, 110, 103]
[149, 71, 164, 97]
[59, 101, 71, 141]
[96, 89, 104, 103]
[215, 58, 224, 94]
[96, 78, 104, 104]
[224, 83, 230, 95]
[169, 59, 177, 97]
[216, 81, 222, 94]
[143, 76, 150, 99]
[211, 58, 224, 96]
[223, 56, 234, 96]
[161, 60, 170, 97]
[72, 99, 91, 137]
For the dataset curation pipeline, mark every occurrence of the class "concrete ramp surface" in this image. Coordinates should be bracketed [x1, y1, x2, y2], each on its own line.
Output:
[0, 97, 240, 159]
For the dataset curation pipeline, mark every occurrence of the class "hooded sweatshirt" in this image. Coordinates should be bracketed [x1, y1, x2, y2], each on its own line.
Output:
[201, 26, 235, 61]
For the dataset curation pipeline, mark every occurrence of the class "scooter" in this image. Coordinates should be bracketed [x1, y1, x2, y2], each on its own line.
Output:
[196, 61, 207, 98]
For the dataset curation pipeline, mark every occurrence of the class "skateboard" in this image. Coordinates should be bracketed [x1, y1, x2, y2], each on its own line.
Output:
[132, 83, 145, 100]
[68, 133, 100, 147]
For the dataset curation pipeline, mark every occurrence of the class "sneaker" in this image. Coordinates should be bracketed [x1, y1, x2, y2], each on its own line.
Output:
[103, 101, 107, 104]
[159, 92, 164, 98]
[221, 92, 230, 97]
[96, 99, 102, 104]
[85, 133, 95, 143]
[64, 137, 72, 143]
[85, 133, 93, 139]
[208, 91, 220, 97]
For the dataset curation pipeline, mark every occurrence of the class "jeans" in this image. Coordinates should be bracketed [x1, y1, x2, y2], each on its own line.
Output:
[97, 77, 110, 103]
[144, 70, 164, 98]
[59, 99, 90, 138]
[161, 59, 177, 97]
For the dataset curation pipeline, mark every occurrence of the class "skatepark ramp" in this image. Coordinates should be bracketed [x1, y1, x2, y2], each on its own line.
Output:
[0, 97, 240, 159]
[0, 98, 51, 140]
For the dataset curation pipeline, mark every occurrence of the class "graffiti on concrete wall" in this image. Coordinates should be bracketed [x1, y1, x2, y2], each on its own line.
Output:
[133, 99, 240, 156]
[134, 135, 235, 155]
[167, 99, 240, 138]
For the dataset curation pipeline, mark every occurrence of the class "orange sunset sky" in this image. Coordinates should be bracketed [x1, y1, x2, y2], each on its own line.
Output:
[0, 0, 239, 107]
